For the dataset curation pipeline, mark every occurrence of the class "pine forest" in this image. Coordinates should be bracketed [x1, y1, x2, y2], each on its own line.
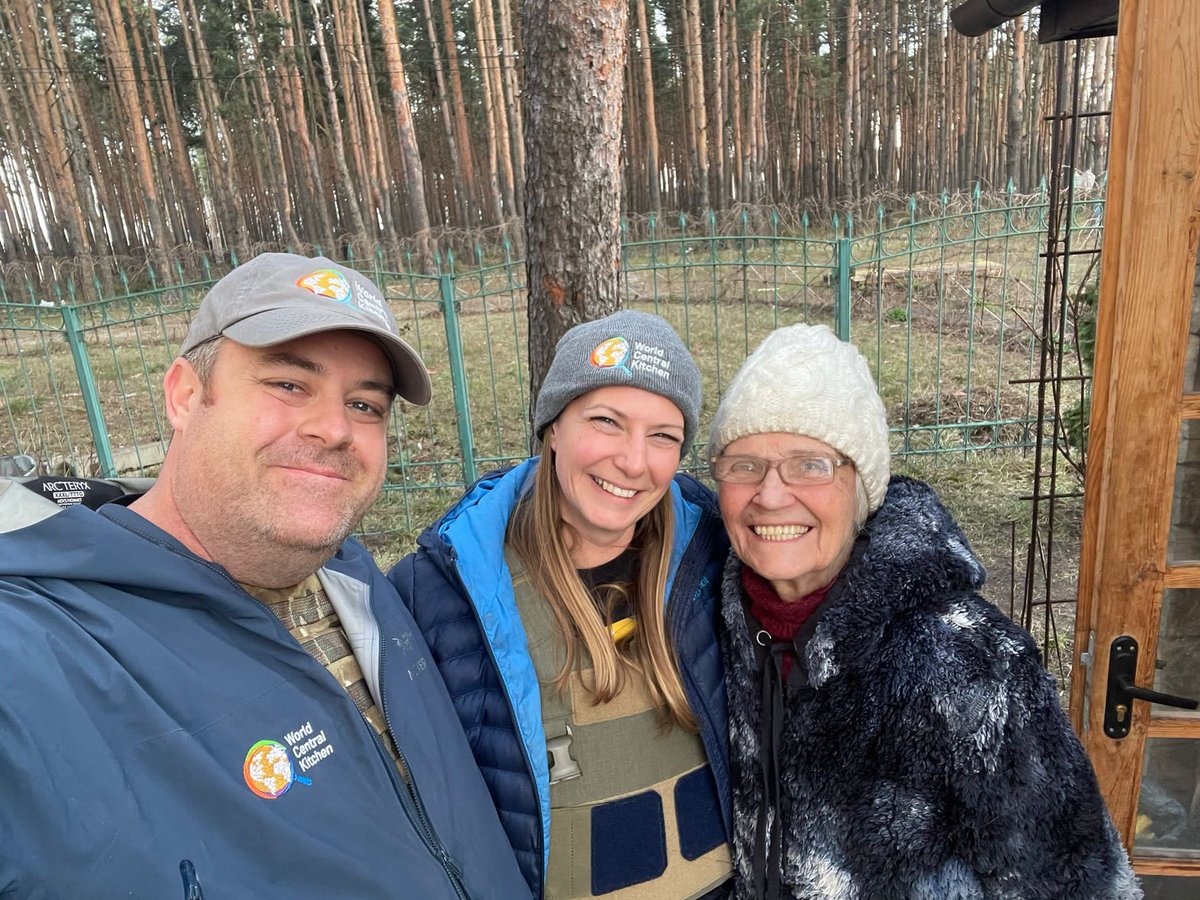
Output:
[0, 0, 1113, 276]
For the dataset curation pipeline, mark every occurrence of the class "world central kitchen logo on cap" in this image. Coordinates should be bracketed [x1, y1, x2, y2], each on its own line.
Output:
[590, 337, 632, 375]
[296, 269, 353, 304]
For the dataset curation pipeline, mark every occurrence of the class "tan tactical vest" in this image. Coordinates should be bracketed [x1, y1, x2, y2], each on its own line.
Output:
[507, 550, 731, 899]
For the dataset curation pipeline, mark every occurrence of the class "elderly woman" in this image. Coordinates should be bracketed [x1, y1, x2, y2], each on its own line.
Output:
[389, 311, 732, 900]
[707, 324, 1139, 900]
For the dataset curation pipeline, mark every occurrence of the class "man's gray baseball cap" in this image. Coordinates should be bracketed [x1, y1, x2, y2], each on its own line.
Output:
[180, 253, 431, 405]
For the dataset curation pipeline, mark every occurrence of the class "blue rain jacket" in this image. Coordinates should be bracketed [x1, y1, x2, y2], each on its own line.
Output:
[0, 501, 529, 899]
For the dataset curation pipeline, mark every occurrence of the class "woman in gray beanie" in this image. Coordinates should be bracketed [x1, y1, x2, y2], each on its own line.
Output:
[389, 310, 733, 899]
[709, 324, 1138, 900]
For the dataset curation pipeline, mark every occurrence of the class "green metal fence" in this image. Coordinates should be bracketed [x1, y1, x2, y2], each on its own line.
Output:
[0, 187, 1103, 543]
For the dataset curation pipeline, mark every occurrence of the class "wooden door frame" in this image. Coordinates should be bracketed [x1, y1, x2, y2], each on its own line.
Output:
[1072, 0, 1200, 872]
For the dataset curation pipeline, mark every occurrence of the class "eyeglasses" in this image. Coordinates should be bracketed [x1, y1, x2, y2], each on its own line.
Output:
[709, 453, 852, 486]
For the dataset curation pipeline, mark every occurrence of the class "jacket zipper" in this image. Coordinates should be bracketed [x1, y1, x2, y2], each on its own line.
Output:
[667, 509, 733, 835]
[449, 550, 545, 900]
[379, 635, 471, 899]
[174, 549, 471, 899]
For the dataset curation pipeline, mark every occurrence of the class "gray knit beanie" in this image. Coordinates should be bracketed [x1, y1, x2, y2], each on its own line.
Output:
[534, 310, 702, 454]
[709, 324, 891, 513]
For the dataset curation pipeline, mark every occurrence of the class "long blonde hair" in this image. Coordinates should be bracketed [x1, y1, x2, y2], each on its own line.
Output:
[506, 451, 697, 731]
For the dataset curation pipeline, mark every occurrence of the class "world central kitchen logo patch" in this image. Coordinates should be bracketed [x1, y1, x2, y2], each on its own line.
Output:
[590, 337, 631, 374]
[296, 269, 352, 304]
[590, 335, 673, 381]
[242, 721, 334, 799]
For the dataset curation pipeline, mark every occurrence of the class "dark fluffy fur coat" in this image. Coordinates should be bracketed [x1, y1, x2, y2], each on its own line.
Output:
[719, 476, 1140, 900]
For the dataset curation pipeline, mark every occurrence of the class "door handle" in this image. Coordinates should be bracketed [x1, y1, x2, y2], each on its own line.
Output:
[1104, 635, 1199, 739]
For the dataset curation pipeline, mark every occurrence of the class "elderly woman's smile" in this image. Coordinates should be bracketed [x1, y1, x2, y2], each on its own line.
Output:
[752, 524, 811, 540]
[717, 432, 858, 602]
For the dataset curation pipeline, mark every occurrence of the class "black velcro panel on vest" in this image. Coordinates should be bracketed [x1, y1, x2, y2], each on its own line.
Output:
[675, 765, 726, 860]
[591, 790, 667, 894]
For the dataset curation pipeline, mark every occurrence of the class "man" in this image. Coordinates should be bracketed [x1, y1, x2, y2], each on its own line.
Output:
[0, 254, 529, 898]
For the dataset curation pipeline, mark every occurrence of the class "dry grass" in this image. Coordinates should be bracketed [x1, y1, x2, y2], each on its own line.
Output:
[0, 238, 1092, 686]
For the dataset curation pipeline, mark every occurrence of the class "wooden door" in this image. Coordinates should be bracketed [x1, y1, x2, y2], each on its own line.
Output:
[1073, 1, 1200, 895]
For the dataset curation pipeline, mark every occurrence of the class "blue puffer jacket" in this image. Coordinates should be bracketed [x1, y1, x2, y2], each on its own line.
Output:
[387, 459, 731, 898]
[0, 501, 530, 899]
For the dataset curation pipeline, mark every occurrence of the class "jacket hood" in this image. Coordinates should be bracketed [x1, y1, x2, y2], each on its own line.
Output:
[0, 503, 216, 588]
[417, 459, 720, 587]
[855, 475, 986, 596]
[411, 460, 533, 610]
[0, 502, 376, 610]
[809, 475, 986, 685]
[418, 460, 530, 550]
[724, 476, 987, 690]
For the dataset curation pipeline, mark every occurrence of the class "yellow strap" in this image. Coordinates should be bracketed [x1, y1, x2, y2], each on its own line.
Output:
[609, 616, 637, 643]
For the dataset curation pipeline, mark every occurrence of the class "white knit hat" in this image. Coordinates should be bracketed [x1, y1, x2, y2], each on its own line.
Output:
[709, 324, 891, 513]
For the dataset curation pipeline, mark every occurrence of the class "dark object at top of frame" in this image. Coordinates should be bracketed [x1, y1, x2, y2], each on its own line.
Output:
[950, 0, 1118, 43]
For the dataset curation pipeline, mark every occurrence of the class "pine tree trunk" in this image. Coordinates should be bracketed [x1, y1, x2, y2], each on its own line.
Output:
[496, 0, 526, 218]
[143, 0, 205, 247]
[711, 0, 727, 208]
[376, 0, 433, 265]
[728, 0, 743, 199]
[420, 0, 470, 225]
[634, 0, 661, 211]
[345, 0, 395, 239]
[623, 48, 639, 210]
[440, 0, 482, 222]
[271, 0, 336, 247]
[330, 0, 376, 245]
[95, 0, 170, 260]
[482, 0, 516, 219]
[685, 0, 710, 210]
[121, 0, 179, 248]
[11, 0, 93, 257]
[244, 1, 302, 247]
[747, 16, 763, 205]
[176, 0, 250, 256]
[308, 0, 369, 250]
[472, 0, 507, 222]
[0, 10, 53, 256]
[842, 0, 858, 199]
[524, 0, 627, 431]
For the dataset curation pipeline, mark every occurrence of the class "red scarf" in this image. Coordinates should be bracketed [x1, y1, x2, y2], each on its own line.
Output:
[741, 566, 830, 678]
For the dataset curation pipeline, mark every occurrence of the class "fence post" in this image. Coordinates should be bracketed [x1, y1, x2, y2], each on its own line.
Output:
[439, 273, 477, 484]
[835, 237, 852, 341]
[61, 305, 116, 477]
